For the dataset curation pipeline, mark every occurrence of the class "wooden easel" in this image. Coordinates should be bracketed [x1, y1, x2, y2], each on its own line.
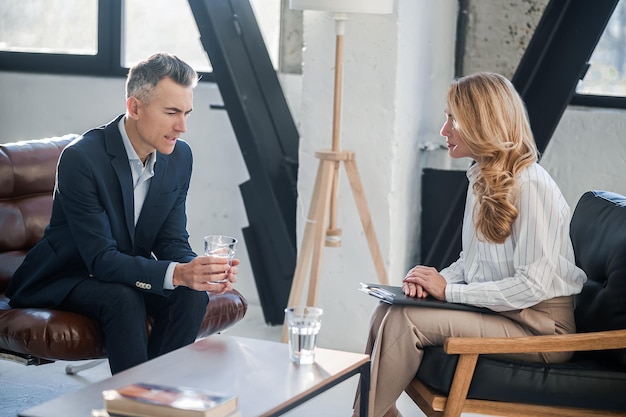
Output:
[281, 14, 388, 342]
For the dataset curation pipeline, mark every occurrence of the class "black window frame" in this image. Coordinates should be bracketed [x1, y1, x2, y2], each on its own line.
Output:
[0, 0, 214, 82]
[1, 0, 626, 108]
[571, 92, 626, 109]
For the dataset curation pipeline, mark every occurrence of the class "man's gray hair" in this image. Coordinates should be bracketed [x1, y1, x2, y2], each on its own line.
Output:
[126, 52, 198, 103]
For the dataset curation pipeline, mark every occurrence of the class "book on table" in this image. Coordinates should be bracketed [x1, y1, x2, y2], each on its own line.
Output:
[102, 382, 239, 417]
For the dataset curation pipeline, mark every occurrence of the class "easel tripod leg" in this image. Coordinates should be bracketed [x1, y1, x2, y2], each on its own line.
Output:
[281, 159, 335, 342]
[343, 159, 388, 285]
[306, 160, 334, 306]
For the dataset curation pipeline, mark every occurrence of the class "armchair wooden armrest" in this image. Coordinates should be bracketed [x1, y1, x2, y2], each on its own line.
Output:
[406, 329, 626, 417]
[444, 328, 626, 355]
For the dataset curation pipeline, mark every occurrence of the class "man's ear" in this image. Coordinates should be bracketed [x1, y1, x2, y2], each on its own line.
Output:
[127, 96, 141, 120]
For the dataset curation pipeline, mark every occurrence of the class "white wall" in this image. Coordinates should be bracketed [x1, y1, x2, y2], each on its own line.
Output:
[543, 106, 626, 203]
[1, 0, 626, 355]
[294, 0, 459, 352]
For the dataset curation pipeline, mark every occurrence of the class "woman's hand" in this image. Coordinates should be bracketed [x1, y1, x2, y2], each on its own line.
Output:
[402, 265, 447, 301]
[402, 266, 429, 298]
[402, 281, 428, 298]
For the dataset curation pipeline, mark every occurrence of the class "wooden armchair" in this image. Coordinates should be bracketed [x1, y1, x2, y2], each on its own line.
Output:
[405, 190, 626, 417]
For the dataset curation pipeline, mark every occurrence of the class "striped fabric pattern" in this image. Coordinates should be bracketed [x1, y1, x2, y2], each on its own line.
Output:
[441, 163, 587, 311]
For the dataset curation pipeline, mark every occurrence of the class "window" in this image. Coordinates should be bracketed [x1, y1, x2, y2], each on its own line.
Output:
[574, 0, 626, 107]
[122, 0, 280, 72]
[122, 0, 213, 73]
[0, 0, 281, 81]
[0, 0, 98, 55]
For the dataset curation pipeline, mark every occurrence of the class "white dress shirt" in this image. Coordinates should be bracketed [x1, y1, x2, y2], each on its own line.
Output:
[118, 118, 177, 290]
[441, 163, 587, 312]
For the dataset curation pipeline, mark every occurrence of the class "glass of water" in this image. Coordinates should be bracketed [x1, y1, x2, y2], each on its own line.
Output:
[204, 235, 237, 283]
[284, 306, 323, 365]
[204, 235, 237, 261]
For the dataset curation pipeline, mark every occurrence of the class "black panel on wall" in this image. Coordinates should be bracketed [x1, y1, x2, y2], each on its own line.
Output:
[187, 0, 299, 325]
[419, 169, 467, 270]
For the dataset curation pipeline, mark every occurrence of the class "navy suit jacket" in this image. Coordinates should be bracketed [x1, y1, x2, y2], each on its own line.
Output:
[7, 115, 197, 308]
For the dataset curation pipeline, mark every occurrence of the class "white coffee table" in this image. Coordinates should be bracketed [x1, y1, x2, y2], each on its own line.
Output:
[18, 335, 371, 416]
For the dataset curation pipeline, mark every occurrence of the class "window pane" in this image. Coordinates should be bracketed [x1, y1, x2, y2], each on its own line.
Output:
[577, 1, 626, 96]
[0, 0, 98, 55]
[250, 0, 281, 69]
[123, 0, 213, 72]
[122, 0, 280, 72]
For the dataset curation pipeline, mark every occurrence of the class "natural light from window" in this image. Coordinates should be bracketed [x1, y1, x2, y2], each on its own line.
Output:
[576, 0, 626, 96]
[122, 0, 281, 72]
[0, 0, 97, 55]
[0, 0, 281, 73]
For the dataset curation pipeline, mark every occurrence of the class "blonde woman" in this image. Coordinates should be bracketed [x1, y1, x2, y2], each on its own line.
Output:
[353, 72, 586, 417]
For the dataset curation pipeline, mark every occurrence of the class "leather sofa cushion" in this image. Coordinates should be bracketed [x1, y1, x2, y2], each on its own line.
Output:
[0, 291, 247, 361]
[0, 294, 106, 360]
[0, 137, 74, 255]
[417, 346, 626, 412]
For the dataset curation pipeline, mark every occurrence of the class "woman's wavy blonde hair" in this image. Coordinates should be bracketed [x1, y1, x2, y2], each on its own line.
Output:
[447, 72, 538, 244]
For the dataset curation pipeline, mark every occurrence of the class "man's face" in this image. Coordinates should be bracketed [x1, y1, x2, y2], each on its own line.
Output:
[127, 77, 193, 158]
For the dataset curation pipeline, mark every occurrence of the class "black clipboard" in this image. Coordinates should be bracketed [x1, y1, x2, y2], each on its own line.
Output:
[358, 283, 496, 314]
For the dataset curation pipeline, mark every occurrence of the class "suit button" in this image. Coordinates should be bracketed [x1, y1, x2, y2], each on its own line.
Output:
[135, 281, 151, 290]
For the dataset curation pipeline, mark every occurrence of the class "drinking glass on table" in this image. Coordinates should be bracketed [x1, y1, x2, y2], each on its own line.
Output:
[284, 306, 323, 365]
[204, 235, 238, 284]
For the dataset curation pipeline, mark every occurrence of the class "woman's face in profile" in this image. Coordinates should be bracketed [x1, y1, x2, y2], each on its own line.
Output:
[440, 110, 475, 159]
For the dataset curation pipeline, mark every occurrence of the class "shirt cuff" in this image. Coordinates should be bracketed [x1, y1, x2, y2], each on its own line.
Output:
[164, 262, 178, 290]
[445, 284, 459, 303]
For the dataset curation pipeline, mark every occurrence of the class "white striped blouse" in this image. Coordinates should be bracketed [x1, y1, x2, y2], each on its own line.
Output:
[441, 163, 587, 312]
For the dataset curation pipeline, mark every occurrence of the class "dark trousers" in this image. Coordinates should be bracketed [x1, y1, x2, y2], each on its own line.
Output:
[58, 279, 209, 374]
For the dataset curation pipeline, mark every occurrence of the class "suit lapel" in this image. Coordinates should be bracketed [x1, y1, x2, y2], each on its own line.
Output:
[104, 116, 135, 245]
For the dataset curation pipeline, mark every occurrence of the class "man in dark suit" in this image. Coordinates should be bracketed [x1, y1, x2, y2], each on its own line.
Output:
[6, 53, 239, 374]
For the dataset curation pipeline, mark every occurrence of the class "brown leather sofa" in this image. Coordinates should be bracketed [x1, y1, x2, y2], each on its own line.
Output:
[0, 135, 247, 367]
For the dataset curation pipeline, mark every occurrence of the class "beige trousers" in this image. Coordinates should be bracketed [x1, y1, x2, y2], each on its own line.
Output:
[354, 296, 575, 417]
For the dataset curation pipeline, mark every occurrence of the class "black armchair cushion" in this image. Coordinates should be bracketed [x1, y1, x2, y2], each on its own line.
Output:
[571, 191, 626, 366]
[417, 346, 626, 411]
